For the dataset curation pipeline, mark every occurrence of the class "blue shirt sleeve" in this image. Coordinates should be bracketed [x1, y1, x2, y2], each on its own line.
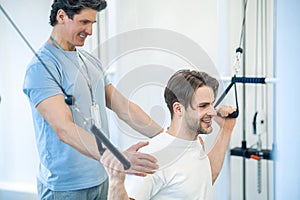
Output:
[23, 58, 63, 107]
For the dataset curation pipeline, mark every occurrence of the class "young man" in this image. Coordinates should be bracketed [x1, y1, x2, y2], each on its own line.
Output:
[103, 69, 237, 200]
[23, 1, 162, 199]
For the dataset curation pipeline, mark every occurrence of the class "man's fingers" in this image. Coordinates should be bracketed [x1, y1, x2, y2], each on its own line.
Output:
[127, 141, 150, 152]
[214, 105, 237, 129]
[125, 169, 147, 177]
[124, 162, 156, 176]
[134, 154, 159, 170]
[124, 152, 158, 170]
[101, 150, 126, 179]
[216, 105, 236, 117]
[124, 141, 159, 176]
[136, 152, 158, 164]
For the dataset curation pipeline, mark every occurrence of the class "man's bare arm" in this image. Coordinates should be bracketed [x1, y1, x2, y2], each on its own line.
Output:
[105, 84, 163, 138]
[208, 105, 237, 184]
[37, 94, 101, 160]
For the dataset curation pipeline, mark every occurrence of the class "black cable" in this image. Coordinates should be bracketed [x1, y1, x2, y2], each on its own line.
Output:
[214, 76, 239, 118]
[0, 4, 75, 106]
[239, 0, 248, 49]
[1, 3, 131, 170]
[214, 0, 249, 119]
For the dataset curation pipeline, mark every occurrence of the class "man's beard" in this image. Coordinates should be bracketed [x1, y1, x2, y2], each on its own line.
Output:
[196, 122, 213, 135]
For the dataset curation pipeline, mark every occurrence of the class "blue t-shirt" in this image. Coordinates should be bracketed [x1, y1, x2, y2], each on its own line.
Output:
[23, 42, 110, 191]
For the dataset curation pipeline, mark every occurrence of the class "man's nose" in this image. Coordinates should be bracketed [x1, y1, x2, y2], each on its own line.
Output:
[207, 105, 217, 116]
[86, 24, 93, 35]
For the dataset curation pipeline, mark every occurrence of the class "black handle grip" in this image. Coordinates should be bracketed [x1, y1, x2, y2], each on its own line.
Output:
[228, 109, 239, 118]
[217, 109, 239, 118]
[90, 125, 131, 170]
[215, 75, 239, 119]
[232, 77, 266, 84]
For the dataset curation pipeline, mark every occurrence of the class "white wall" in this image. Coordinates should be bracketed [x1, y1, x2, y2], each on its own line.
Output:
[0, 1, 52, 197]
[105, 0, 219, 145]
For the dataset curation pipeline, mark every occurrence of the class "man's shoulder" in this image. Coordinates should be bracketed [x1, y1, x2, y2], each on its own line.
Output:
[27, 42, 69, 73]
[138, 132, 171, 153]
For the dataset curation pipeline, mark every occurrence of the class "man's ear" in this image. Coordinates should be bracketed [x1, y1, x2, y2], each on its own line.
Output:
[56, 9, 68, 24]
[173, 102, 184, 117]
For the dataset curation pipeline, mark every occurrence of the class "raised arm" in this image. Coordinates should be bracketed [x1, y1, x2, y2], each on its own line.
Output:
[105, 84, 163, 138]
[208, 105, 237, 184]
[101, 150, 129, 200]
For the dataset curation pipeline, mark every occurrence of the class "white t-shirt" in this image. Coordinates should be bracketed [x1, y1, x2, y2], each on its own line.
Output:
[125, 132, 212, 200]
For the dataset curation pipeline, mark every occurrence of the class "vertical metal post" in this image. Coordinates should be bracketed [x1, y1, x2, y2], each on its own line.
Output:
[242, 0, 247, 199]
[272, 0, 277, 199]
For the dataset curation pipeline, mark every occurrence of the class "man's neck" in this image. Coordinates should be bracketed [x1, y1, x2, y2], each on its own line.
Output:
[166, 123, 198, 141]
[49, 29, 75, 51]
